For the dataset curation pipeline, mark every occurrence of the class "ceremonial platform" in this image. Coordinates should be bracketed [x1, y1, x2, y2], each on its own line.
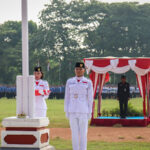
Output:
[90, 116, 150, 126]
[0, 117, 55, 150]
[84, 57, 150, 127]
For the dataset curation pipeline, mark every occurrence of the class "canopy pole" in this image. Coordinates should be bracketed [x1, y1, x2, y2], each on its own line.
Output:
[147, 72, 150, 117]
[97, 74, 106, 117]
[91, 101, 95, 120]
[91, 72, 99, 120]
[97, 75, 101, 117]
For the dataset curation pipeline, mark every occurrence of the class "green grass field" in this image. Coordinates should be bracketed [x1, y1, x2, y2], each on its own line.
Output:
[0, 97, 144, 128]
[0, 97, 149, 150]
[51, 139, 150, 150]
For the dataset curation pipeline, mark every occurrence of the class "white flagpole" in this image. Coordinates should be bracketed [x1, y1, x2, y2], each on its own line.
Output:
[22, 0, 29, 77]
[22, 0, 29, 115]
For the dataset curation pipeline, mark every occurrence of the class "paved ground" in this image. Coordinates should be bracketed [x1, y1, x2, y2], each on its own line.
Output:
[50, 127, 150, 142]
[1, 127, 150, 142]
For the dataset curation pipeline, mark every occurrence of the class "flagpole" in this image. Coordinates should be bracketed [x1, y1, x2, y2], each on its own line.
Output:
[22, 0, 29, 77]
[22, 0, 29, 115]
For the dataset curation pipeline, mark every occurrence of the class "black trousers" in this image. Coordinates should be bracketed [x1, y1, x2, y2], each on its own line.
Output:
[119, 98, 128, 118]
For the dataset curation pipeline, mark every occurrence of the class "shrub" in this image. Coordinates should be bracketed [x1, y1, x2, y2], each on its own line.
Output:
[101, 102, 143, 117]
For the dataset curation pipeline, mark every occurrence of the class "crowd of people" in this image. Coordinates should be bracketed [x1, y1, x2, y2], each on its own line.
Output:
[0, 85, 140, 99]
[99, 86, 140, 99]
[0, 86, 16, 99]
[0, 85, 65, 99]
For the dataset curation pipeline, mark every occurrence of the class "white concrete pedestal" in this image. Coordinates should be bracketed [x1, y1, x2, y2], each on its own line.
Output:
[0, 117, 55, 150]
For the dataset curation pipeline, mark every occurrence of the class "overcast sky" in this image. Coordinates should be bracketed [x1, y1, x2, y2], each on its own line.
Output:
[0, 0, 150, 24]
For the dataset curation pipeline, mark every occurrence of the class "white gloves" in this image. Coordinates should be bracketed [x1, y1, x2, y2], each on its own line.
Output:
[66, 113, 70, 119]
[38, 90, 44, 96]
[88, 113, 92, 120]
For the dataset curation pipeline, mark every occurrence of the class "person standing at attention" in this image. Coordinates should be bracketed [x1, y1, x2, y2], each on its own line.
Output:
[64, 62, 93, 150]
[117, 75, 130, 118]
[34, 66, 50, 117]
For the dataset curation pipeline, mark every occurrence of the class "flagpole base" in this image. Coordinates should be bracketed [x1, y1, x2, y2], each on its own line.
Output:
[0, 145, 55, 150]
[0, 117, 55, 150]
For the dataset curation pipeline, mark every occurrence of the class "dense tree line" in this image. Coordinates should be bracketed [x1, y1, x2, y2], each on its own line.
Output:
[0, 0, 150, 85]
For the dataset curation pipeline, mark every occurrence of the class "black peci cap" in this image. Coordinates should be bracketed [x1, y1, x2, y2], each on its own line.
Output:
[34, 66, 42, 72]
[75, 62, 85, 68]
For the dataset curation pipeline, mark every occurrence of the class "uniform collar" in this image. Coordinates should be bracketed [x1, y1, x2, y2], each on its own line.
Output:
[35, 79, 42, 82]
[121, 81, 126, 84]
[76, 76, 84, 80]
[75, 76, 84, 83]
[35, 79, 42, 85]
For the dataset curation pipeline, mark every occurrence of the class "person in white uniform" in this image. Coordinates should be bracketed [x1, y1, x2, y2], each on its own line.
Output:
[64, 62, 93, 150]
[34, 66, 50, 117]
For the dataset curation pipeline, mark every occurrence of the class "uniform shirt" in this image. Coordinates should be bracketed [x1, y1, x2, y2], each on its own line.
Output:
[35, 79, 49, 110]
[117, 82, 130, 99]
[64, 76, 93, 114]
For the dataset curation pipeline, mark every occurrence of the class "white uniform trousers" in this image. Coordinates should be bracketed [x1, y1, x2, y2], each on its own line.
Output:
[69, 113, 88, 150]
[35, 109, 47, 117]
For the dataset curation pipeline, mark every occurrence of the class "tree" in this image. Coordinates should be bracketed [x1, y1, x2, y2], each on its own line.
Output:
[38, 0, 84, 84]
[1, 1, 150, 85]
[0, 21, 38, 84]
[84, 2, 150, 57]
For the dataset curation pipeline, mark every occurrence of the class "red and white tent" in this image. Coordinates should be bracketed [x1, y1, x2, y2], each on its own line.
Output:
[84, 57, 150, 122]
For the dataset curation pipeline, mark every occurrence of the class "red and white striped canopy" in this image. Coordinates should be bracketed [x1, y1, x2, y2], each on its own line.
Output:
[84, 57, 150, 118]
[84, 57, 150, 75]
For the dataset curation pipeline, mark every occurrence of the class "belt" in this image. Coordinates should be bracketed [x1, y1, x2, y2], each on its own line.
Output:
[70, 94, 87, 99]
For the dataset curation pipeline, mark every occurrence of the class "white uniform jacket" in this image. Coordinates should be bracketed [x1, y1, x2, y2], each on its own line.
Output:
[35, 79, 49, 110]
[64, 76, 93, 114]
